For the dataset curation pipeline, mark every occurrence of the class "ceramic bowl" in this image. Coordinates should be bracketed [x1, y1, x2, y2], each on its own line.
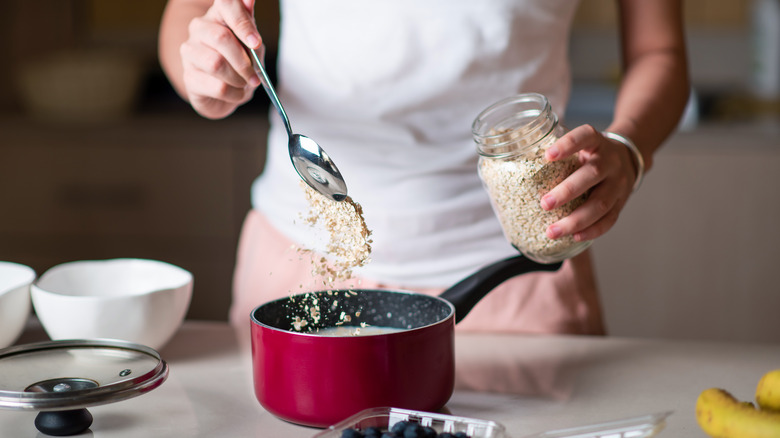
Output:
[0, 262, 36, 349]
[31, 259, 193, 350]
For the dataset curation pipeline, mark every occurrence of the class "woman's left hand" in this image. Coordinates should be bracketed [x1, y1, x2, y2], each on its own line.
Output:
[538, 0, 689, 244]
[540, 124, 640, 242]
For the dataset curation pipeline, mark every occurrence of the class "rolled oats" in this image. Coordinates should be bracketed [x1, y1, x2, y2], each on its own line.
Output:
[473, 93, 592, 263]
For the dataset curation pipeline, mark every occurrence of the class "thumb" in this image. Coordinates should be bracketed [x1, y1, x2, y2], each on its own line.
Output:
[222, 0, 261, 49]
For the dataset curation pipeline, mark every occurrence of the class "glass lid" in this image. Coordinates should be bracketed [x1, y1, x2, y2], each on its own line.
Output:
[0, 339, 168, 411]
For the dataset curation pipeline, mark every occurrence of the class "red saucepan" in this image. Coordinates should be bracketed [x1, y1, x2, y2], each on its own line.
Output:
[250, 255, 561, 427]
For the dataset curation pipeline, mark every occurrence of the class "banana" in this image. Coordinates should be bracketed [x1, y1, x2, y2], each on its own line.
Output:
[696, 388, 780, 438]
[757, 369, 780, 412]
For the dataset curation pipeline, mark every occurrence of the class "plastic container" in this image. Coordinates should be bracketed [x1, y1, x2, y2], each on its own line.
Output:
[524, 411, 672, 438]
[472, 93, 591, 264]
[312, 407, 507, 438]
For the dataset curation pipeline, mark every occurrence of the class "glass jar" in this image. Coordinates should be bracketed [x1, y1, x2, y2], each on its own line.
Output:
[472, 93, 592, 264]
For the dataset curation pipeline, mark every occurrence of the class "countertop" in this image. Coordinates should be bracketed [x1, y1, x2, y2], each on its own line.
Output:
[1, 321, 778, 437]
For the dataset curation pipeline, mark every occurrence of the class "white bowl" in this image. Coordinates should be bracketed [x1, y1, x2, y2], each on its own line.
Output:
[31, 259, 193, 350]
[0, 262, 36, 349]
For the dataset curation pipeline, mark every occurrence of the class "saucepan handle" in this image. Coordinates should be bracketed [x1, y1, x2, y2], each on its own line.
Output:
[439, 255, 562, 324]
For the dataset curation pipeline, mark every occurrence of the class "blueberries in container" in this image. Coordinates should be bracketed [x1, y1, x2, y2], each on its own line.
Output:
[341, 429, 363, 438]
[403, 423, 424, 438]
[391, 421, 410, 435]
[339, 422, 472, 438]
[363, 426, 382, 437]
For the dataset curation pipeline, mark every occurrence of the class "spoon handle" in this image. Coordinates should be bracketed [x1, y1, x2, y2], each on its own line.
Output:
[248, 48, 293, 138]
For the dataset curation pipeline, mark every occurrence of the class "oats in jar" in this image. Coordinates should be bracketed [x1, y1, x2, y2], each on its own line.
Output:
[473, 93, 593, 264]
[479, 140, 587, 261]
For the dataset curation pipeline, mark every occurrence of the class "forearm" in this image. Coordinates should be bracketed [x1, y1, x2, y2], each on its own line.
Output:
[608, 0, 690, 173]
[158, 0, 214, 100]
[607, 49, 689, 173]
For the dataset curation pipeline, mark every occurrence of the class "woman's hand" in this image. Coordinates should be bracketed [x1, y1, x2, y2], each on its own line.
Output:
[176, 0, 263, 119]
[540, 125, 640, 242]
[539, 0, 688, 244]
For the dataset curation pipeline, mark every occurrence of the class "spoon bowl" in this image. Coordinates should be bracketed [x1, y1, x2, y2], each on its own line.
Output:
[290, 134, 348, 201]
[247, 47, 348, 202]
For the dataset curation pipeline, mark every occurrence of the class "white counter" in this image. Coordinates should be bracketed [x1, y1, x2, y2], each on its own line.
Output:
[1, 321, 778, 437]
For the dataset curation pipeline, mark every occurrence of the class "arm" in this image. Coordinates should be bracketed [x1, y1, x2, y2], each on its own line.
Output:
[542, 0, 689, 242]
[158, 0, 264, 119]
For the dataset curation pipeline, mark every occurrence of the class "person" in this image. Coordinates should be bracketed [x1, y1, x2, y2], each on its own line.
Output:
[158, 0, 689, 336]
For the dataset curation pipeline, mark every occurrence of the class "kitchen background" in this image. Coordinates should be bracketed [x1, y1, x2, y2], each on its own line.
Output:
[0, 1, 778, 343]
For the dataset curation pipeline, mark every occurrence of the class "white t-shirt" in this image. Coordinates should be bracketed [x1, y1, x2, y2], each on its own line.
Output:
[252, 0, 580, 287]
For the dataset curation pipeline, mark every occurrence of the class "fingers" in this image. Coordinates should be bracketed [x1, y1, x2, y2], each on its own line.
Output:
[545, 184, 625, 242]
[185, 76, 254, 119]
[194, 0, 260, 85]
[190, 94, 250, 120]
[186, 17, 259, 88]
[542, 126, 637, 241]
[544, 124, 601, 161]
[179, 0, 262, 118]
[541, 126, 614, 211]
[540, 158, 605, 211]
[180, 40, 257, 118]
[183, 66, 252, 105]
[211, 0, 262, 49]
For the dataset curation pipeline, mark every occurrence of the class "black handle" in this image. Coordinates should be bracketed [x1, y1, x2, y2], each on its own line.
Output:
[438, 255, 562, 324]
[34, 408, 93, 436]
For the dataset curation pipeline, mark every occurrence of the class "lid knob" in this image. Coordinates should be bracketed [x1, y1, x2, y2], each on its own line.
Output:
[34, 409, 93, 436]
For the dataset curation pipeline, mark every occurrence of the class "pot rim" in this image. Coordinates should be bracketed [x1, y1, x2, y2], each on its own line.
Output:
[249, 288, 456, 337]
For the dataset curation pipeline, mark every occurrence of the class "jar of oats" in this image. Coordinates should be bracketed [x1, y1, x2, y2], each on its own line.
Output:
[472, 93, 592, 264]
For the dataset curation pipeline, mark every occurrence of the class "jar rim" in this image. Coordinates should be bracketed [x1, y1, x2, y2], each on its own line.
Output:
[472, 93, 556, 157]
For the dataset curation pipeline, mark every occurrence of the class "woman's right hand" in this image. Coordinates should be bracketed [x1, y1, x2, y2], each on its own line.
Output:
[179, 0, 263, 119]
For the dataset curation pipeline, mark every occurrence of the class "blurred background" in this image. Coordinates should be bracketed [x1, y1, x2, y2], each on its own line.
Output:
[0, 0, 778, 343]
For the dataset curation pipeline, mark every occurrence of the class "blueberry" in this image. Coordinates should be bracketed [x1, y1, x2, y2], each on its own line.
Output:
[403, 423, 424, 438]
[390, 421, 410, 435]
[420, 426, 436, 438]
[438, 434, 455, 438]
[453, 432, 470, 438]
[380, 433, 398, 438]
[363, 426, 382, 437]
[341, 428, 363, 438]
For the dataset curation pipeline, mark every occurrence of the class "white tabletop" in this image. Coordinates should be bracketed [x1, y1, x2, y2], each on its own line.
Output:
[1, 321, 778, 437]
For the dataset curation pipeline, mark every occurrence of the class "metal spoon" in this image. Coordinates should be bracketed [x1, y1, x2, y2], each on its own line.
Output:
[247, 48, 348, 202]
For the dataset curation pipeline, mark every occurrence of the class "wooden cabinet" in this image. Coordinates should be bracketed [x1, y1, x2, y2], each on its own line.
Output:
[0, 115, 266, 320]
